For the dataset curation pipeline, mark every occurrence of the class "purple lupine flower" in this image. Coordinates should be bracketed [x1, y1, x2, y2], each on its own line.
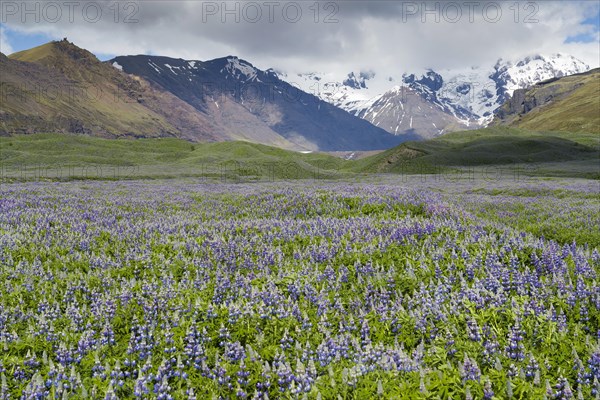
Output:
[237, 361, 250, 387]
[0, 375, 9, 400]
[185, 387, 196, 400]
[255, 368, 272, 398]
[483, 379, 494, 400]
[592, 377, 599, 398]
[103, 382, 118, 400]
[460, 354, 480, 383]
[133, 371, 150, 398]
[506, 321, 525, 361]
[553, 376, 574, 399]
[154, 376, 173, 400]
[91, 355, 106, 380]
[445, 330, 457, 357]
[224, 342, 246, 363]
[109, 360, 125, 389]
[21, 373, 47, 400]
[525, 354, 539, 380]
[588, 350, 600, 382]
[466, 317, 482, 342]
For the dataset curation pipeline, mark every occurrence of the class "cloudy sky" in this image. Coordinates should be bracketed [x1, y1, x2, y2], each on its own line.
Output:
[1, 0, 598, 78]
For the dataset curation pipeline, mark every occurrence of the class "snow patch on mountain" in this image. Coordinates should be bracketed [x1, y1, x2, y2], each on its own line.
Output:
[275, 70, 384, 112]
[150, 63, 163, 74]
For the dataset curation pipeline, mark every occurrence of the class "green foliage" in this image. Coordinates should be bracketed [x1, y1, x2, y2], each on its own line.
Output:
[0, 134, 347, 180]
[353, 127, 600, 178]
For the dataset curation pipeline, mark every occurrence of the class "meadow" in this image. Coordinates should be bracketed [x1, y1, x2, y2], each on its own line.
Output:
[1, 128, 599, 182]
[1, 176, 599, 399]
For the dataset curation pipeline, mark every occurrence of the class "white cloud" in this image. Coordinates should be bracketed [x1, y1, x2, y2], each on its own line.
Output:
[2, 1, 598, 77]
[0, 26, 14, 55]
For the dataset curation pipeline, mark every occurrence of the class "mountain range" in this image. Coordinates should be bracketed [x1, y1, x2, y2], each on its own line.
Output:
[0, 39, 401, 151]
[109, 54, 402, 151]
[0, 39, 595, 152]
[277, 54, 590, 139]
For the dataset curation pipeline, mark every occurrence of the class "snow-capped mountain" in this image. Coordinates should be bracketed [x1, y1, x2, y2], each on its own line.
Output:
[271, 70, 382, 112]
[275, 54, 590, 140]
[353, 85, 470, 137]
[490, 54, 590, 106]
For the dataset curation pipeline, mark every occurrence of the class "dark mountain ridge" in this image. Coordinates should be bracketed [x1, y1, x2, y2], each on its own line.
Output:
[110, 54, 403, 151]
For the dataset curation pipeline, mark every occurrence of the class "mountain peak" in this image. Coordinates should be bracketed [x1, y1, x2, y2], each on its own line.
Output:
[9, 39, 98, 67]
[209, 55, 260, 82]
[53, 38, 98, 62]
[496, 53, 589, 70]
[492, 53, 590, 98]
[225, 56, 253, 67]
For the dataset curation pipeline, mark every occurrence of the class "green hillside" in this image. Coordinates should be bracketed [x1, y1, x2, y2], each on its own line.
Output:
[352, 127, 600, 178]
[2, 40, 222, 141]
[0, 134, 347, 180]
[494, 68, 600, 134]
[2, 127, 598, 181]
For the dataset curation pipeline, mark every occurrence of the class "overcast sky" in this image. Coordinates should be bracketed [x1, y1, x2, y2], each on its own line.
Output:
[1, 1, 598, 78]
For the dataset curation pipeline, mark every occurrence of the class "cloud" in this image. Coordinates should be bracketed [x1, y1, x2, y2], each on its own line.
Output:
[0, 26, 14, 54]
[1, 1, 598, 77]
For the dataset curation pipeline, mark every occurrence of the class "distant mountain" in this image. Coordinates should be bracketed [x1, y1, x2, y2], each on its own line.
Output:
[2, 40, 593, 151]
[109, 55, 403, 151]
[280, 54, 590, 139]
[493, 68, 600, 134]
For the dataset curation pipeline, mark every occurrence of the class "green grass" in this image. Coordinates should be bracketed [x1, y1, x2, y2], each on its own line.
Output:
[0, 133, 348, 180]
[8, 42, 58, 62]
[352, 127, 600, 179]
[2, 126, 599, 181]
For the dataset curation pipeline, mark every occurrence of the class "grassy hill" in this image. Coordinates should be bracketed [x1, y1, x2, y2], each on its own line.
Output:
[3, 41, 177, 137]
[2, 128, 598, 181]
[352, 127, 600, 178]
[2, 40, 229, 142]
[0, 134, 347, 180]
[494, 68, 600, 134]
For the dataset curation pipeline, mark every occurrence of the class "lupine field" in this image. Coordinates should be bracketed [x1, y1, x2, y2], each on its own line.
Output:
[1, 177, 599, 399]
